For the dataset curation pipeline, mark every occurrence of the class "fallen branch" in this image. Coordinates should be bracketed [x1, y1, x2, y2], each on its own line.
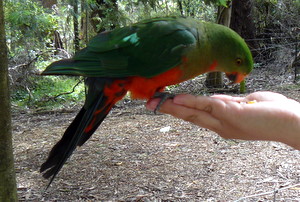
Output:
[234, 182, 300, 202]
[41, 79, 84, 103]
[53, 79, 83, 100]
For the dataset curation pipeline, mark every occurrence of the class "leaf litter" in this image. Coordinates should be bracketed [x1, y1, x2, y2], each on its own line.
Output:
[13, 69, 300, 201]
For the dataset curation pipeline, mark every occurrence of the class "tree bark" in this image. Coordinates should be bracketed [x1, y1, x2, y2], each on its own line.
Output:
[72, 0, 80, 52]
[41, 0, 57, 9]
[177, 0, 183, 16]
[230, 0, 256, 93]
[0, 0, 18, 201]
[80, 0, 89, 45]
[230, 0, 257, 54]
[217, 2, 232, 27]
[205, 1, 232, 88]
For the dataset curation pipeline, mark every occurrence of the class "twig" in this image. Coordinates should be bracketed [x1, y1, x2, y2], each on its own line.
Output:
[9, 53, 41, 70]
[234, 183, 300, 202]
[53, 79, 83, 100]
[55, 48, 71, 58]
[41, 79, 84, 103]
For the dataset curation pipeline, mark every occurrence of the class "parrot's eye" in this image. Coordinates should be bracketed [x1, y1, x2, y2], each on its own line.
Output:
[236, 58, 242, 66]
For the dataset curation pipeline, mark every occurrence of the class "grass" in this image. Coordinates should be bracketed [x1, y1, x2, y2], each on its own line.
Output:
[11, 75, 85, 110]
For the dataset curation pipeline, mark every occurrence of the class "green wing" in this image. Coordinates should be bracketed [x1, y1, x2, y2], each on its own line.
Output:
[42, 17, 198, 78]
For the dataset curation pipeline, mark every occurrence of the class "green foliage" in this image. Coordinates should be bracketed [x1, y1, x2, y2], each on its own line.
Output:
[5, 0, 58, 56]
[119, 0, 216, 22]
[6, 0, 299, 110]
[11, 59, 85, 109]
[91, 0, 127, 32]
[204, 0, 229, 7]
[11, 75, 85, 109]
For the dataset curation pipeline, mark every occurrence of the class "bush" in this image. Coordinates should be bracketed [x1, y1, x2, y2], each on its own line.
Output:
[11, 75, 85, 109]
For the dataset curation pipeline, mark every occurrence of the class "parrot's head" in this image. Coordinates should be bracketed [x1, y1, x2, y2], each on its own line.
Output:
[206, 23, 253, 83]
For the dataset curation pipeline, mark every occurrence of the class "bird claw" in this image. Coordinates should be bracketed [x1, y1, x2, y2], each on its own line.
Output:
[152, 92, 175, 114]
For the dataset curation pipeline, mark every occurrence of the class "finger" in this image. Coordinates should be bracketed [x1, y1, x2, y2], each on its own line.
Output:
[146, 98, 222, 131]
[173, 94, 227, 115]
[146, 98, 163, 111]
[211, 94, 245, 102]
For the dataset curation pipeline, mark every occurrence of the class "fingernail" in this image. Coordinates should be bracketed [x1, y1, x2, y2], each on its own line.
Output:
[146, 99, 159, 111]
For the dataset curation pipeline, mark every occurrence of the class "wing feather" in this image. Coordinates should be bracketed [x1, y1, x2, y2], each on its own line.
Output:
[42, 17, 198, 78]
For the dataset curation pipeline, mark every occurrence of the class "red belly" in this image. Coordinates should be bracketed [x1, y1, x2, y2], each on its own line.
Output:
[128, 66, 183, 99]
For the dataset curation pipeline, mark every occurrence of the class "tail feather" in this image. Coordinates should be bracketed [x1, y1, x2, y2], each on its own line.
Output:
[41, 59, 104, 77]
[40, 78, 128, 188]
[40, 108, 86, 174]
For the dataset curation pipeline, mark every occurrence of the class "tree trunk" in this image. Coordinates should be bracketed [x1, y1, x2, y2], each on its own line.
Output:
[177, 0, 183, 16]
[230, 0, 257, 55]
[217, 2, 232, 27]
[0, 0, 18, 201]
[41, 0, 57, 9]
[80, 0, 89, 45]
[90, 0, 118, 33]
[54, 30, 64, 50]
[205, 1, 232, 88]
[230, 0, 256, 93]
[72, 0, 80, 52]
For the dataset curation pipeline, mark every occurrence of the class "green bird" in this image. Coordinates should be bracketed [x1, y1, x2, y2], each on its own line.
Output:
[40, 17, 253, 187]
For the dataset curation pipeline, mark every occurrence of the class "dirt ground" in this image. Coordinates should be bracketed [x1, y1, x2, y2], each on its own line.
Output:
[13, 69, 300, 201]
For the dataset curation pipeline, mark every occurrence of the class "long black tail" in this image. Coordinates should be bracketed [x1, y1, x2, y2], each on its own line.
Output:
[40, 78, 128, 188]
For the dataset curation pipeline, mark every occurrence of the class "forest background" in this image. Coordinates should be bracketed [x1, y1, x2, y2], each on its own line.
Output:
[1, 0, 300, 201]
[4, 0, 300, 110]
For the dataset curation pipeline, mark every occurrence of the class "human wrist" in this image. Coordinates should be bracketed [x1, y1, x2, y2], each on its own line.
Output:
[279, 107, 300, 150]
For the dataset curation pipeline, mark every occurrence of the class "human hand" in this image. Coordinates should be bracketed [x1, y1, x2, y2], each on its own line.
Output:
[146, 91, 300, 150]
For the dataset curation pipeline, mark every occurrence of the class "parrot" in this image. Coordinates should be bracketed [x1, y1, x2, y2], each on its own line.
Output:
[40, 17, 253, 187]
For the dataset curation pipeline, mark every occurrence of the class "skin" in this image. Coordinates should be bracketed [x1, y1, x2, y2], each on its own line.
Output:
[146, 91, 300, 150]
[40, 18, 253, 186]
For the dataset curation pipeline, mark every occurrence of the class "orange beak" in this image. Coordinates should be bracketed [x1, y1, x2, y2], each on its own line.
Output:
[226, 72, 247, 83]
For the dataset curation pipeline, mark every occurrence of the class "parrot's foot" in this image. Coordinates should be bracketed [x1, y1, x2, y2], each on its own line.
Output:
[152, 92, 175, 114]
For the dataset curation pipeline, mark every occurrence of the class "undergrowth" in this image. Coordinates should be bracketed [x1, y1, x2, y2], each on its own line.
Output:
[11, 75, 85, 110]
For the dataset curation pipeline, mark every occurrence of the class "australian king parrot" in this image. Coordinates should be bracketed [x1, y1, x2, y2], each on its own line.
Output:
[40, 17, 253, 187]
